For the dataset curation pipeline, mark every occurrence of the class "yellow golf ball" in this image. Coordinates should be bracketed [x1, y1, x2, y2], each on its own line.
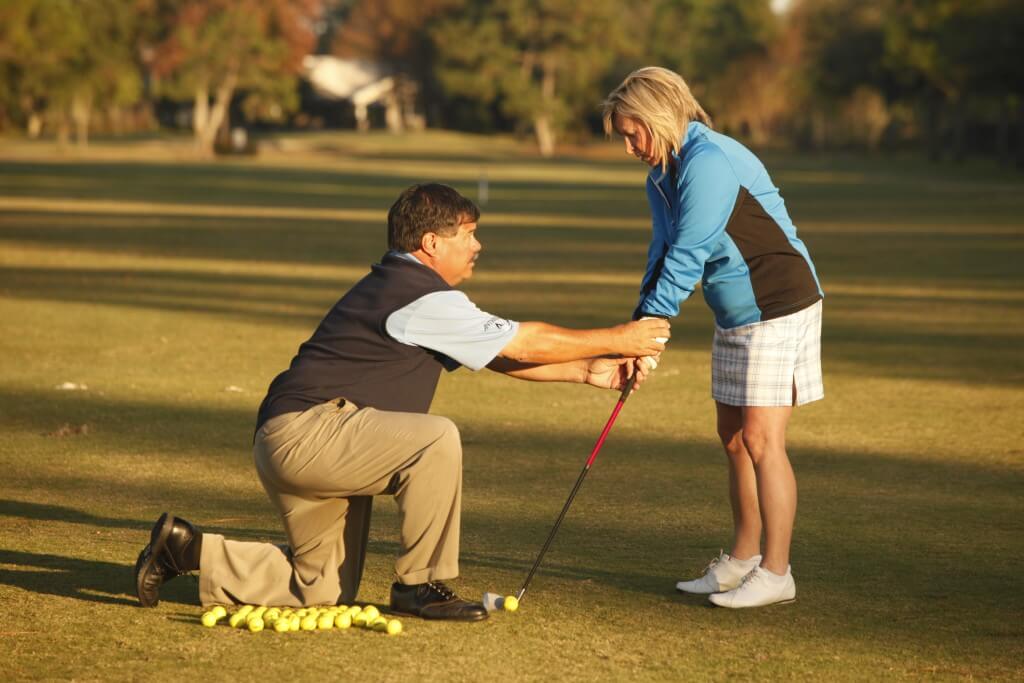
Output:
[201, 611, 219, 628]
[386, 619, 403, 636]
[362, 605, 380, 621]
[289, 615, 301, 631]
[274, 618, 290, 633]
[300, 615, 318, 631]
[334, 612, 352, 629]
[211, 605, 227, 619]
[503, 595, 519, 612]
[248, 617, 264, 633]
[317, 614, 334, 630]
[352, 613, 369, 628]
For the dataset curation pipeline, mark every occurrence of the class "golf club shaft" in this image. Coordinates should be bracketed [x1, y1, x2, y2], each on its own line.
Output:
[516, 373, 637, 602]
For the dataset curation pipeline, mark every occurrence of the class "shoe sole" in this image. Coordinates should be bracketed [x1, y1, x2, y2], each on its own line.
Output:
[388, 607, 489, 622]
[136, 512, 174, 608]
[709, 597, 796, 608]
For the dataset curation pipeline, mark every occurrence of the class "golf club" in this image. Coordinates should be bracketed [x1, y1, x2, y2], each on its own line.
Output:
[482, 368, 641, 612]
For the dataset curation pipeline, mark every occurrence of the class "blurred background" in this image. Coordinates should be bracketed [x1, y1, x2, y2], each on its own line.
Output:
[1, 0, 1021, 164]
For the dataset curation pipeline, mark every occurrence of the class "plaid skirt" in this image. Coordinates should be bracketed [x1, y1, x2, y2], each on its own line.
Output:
[711, 300, 823, 407]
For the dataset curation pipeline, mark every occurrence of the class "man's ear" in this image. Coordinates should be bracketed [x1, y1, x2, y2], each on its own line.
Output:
[420, 231, 439, 256]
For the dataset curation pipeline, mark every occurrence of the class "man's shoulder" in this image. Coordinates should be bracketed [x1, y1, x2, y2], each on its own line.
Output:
[402, 289, 474, 313]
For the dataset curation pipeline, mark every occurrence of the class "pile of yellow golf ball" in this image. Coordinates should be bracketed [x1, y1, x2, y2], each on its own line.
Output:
[200, 604, 402, 636]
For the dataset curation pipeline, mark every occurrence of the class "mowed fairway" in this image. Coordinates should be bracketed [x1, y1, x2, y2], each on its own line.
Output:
[1, 133, 1022, 681]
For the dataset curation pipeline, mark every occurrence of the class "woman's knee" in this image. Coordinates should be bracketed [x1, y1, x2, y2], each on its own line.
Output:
[719, 430, 747, 462]
[740, 426, 785, 464]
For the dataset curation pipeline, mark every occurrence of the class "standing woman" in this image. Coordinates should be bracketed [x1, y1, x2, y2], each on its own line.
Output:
[602, 67, 824, 608]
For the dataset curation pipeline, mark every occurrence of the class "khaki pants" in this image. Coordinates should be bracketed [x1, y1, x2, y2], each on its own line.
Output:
[198, 399, 462, 606]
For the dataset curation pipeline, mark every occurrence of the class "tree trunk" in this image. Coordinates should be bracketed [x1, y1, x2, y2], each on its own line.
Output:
[354, 103, 369, 132]
[384, 90, 403, 133]
[27, 112, 43, 139]
[534, 114, 555, 158]
[533, 60, 557, 157]
[21, 96, 42, 138]
[72, 90, 92, 147]
[56, 114, 71, 148]
[195, 72, 237, 157]
[193, 81, 211, 155]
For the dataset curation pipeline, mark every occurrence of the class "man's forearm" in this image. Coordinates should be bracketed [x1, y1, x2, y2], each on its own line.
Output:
[499, 322, 621, 364]
[486, 357, 588, 383]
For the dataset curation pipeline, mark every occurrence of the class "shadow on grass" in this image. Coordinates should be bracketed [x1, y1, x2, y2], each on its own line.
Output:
[0, 496, 689, 608]
[0, 499, 150, 531]
[0, 548, 150, 606]
[2, 254, 1019, 385]
[2, 383, 1021, 610]
[0, 499, 281, 541]
[0, 262, 696, 338]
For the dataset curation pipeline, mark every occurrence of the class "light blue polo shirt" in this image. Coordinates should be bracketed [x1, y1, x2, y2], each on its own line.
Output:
[385, 252, 520, 370]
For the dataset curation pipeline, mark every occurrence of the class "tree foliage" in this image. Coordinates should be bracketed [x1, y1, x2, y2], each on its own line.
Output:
[142, 0, 321, 154]
[431, 0, 632, 156]
[1, 0, 1021, 162]
[0, 0, 143, 143]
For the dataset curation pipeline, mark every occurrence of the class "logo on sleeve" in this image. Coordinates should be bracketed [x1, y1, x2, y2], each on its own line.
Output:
[483, 316, 510, 332]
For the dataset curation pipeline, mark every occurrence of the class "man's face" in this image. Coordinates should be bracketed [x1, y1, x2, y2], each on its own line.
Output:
[613, 113, 658, 167]
[432, 221, 481, 286]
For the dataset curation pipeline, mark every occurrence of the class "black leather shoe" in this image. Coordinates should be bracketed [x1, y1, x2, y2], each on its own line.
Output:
[389, 581, 488, 621]
[135, 513, 203, 607]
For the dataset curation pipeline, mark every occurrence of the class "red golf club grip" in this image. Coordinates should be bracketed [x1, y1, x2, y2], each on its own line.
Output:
[586, 375, 634, 467]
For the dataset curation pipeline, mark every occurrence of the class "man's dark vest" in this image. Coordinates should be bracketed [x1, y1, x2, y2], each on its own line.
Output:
[256, 254, 453, 431]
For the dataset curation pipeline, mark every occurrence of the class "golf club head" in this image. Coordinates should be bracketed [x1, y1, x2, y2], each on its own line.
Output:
[482, 591, 504, 613]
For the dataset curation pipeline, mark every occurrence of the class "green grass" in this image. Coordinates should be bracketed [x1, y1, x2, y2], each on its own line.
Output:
[1, 132, 1022, 681]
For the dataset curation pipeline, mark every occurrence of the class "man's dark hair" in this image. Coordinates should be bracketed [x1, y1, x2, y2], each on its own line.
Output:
[387, 183, 480, 252]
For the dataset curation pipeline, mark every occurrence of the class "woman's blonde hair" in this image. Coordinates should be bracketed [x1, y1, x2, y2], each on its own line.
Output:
[602, 66, 712, 172]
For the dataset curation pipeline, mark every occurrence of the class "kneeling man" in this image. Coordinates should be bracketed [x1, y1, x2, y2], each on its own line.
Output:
[135, 183, 669, 621]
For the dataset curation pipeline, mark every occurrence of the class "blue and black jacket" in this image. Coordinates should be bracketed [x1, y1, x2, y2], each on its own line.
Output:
[636, 122, 822, 329]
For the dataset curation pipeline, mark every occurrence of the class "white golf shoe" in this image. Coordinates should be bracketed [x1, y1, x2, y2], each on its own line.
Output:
[708, 566, 796, 608]
[675, 551, 762, 594]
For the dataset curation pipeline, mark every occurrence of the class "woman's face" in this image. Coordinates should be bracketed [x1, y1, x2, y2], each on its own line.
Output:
[613, 114, 658, 167]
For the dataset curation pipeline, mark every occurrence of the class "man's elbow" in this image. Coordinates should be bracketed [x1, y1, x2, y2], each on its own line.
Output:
[497, 341, 533, 364]
[499, 326, 539, 363]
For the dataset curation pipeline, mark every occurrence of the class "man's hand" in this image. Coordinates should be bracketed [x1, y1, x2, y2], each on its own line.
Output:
[614, 318, 670, 358]
[584, 357, 649, 394]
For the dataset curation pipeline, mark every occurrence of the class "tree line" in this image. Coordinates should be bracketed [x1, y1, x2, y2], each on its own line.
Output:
[1, 0, 1021, 163]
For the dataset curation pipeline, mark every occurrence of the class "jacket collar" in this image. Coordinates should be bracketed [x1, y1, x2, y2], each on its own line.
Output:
[648, 121, 706, 186]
